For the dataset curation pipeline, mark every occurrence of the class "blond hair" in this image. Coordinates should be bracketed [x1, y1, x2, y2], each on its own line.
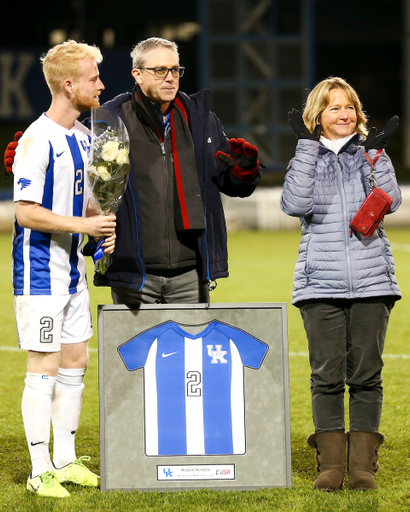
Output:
[130, 37, 179, 69]
[41, 40, 102, 95]
[303, 77, 368, 138]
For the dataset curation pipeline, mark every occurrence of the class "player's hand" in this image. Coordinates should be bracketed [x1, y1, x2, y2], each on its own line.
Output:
[102, 231, 116, 254]
[85, 214, 116, 239]
[288, 109, 321, 141]
[215, 138, 259, 180]
[363, 116, 399, 151]
[4, 131, 23, 175]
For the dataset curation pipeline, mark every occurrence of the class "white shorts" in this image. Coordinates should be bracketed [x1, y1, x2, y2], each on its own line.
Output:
[14, 288, 93, 352]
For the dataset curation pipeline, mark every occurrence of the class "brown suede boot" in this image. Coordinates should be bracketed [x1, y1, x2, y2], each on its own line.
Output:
[347, 431, 385, 490]
[307, 431, 347, 491]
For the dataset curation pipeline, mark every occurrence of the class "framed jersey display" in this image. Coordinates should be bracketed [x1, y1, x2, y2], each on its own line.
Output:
[98, 303, 291, 491]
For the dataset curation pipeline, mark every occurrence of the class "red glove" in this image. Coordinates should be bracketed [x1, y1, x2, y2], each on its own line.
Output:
[4, 131, 23, 175]
[215, 138, 259, 180]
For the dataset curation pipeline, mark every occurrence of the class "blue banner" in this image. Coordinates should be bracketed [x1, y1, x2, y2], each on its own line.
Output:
[0, 47, 135, 122]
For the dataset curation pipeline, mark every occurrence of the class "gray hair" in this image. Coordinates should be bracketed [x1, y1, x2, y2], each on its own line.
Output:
[130, 37, 179, 69]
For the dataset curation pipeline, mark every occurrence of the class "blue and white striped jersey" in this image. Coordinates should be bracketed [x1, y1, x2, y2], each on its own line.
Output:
[12, 114, 92, 295]
[118, 320, 268, 456]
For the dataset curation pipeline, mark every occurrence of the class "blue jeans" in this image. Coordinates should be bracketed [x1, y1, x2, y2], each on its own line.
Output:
[299, 297, 395, 432]
[111, 267, 209, 307]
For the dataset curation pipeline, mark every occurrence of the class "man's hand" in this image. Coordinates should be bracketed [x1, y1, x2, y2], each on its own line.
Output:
[215, 138, 259, 179]
[288, 109, 321, 141]
[4, 131, 23, 175]
[15, 201, 117, 238]
[363, 116, 399, 151]
[84, 214, 116, 239]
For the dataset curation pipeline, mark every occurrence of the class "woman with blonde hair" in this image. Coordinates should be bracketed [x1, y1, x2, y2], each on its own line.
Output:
[281, 77, 401, 491]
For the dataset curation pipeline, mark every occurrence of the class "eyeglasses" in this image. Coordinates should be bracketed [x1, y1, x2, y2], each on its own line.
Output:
[138, 67, 185, 79]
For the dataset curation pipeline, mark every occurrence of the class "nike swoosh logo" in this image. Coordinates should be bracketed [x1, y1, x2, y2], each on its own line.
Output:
[30, 441, 45, 446]
[162, 351, 178, 358]
[56, 151, 65, 157]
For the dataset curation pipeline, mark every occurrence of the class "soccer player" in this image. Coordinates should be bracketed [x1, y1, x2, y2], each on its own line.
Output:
[12, 40, 116, 498]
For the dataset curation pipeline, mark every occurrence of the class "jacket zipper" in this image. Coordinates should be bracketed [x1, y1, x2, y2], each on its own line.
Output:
[337, 155, 354, 296]
[129, 185, 145, 290]
[203, 206, 215, 290]
[203, 123, 211, 287]
[161, 140, 172, 269]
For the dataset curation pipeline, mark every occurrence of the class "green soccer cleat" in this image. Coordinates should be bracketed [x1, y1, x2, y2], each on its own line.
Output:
[27, 471, 70, 498]
[53, 456, 100, 487]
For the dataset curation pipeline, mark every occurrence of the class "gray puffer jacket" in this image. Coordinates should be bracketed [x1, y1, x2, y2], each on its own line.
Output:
[280, 135, 402, 305]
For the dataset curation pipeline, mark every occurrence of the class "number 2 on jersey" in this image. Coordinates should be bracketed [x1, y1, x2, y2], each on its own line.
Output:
[74, 168, 83, 196]
[186, 370, 202, 397]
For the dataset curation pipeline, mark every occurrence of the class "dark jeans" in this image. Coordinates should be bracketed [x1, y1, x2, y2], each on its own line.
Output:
[299, 297, 395, 432]
[111, 267, 209, 308]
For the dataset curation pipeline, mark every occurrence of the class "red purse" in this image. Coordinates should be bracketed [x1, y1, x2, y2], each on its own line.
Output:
[349, 150, 393, 237]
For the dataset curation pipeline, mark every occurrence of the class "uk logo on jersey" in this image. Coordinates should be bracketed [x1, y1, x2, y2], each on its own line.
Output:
[18, 177, 31, 190]
[207, 345, 228, 364]
[79, 140, 91, 157]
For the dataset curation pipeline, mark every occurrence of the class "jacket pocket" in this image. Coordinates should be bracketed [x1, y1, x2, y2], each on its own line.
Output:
[302, 234, 312, 287]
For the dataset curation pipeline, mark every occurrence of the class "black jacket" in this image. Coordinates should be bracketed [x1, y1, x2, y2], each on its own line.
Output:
[91, 88, 261, 290]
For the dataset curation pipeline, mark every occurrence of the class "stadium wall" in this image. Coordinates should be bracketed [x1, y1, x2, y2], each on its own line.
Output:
[222, 185, 410, 231]
[1, 186, 410, 233]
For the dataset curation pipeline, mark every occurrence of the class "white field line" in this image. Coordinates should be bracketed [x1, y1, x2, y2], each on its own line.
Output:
[3, 246, 407, 356]
[390, 242, 410, 253]
[1, 346, 408, 359]
[289, 351, 410, 359]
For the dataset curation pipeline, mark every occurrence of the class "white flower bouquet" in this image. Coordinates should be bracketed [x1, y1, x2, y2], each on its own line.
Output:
[88, 107, 130, 274]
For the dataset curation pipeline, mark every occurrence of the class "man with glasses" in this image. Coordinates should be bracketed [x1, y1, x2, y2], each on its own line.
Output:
[84, 37, 262, 307]
[6, 37, 261, 306]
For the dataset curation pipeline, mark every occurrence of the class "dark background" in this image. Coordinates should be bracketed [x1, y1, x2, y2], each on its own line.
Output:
[0, 0, 406, 183]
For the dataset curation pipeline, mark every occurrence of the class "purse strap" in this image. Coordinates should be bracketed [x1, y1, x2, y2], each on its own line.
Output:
[364, 149, 383, 189]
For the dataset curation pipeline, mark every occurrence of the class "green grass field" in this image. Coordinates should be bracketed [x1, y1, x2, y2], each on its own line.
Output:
[1, 229, 410, 511]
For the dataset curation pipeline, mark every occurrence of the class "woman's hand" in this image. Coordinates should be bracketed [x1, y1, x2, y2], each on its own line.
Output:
[364, 116, 399, 151]
[288, 109, 322, 141]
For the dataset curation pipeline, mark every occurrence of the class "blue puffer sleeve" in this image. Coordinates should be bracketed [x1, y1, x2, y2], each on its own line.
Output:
[363, 148, 402, 213]
[280, 139, 320, 217]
